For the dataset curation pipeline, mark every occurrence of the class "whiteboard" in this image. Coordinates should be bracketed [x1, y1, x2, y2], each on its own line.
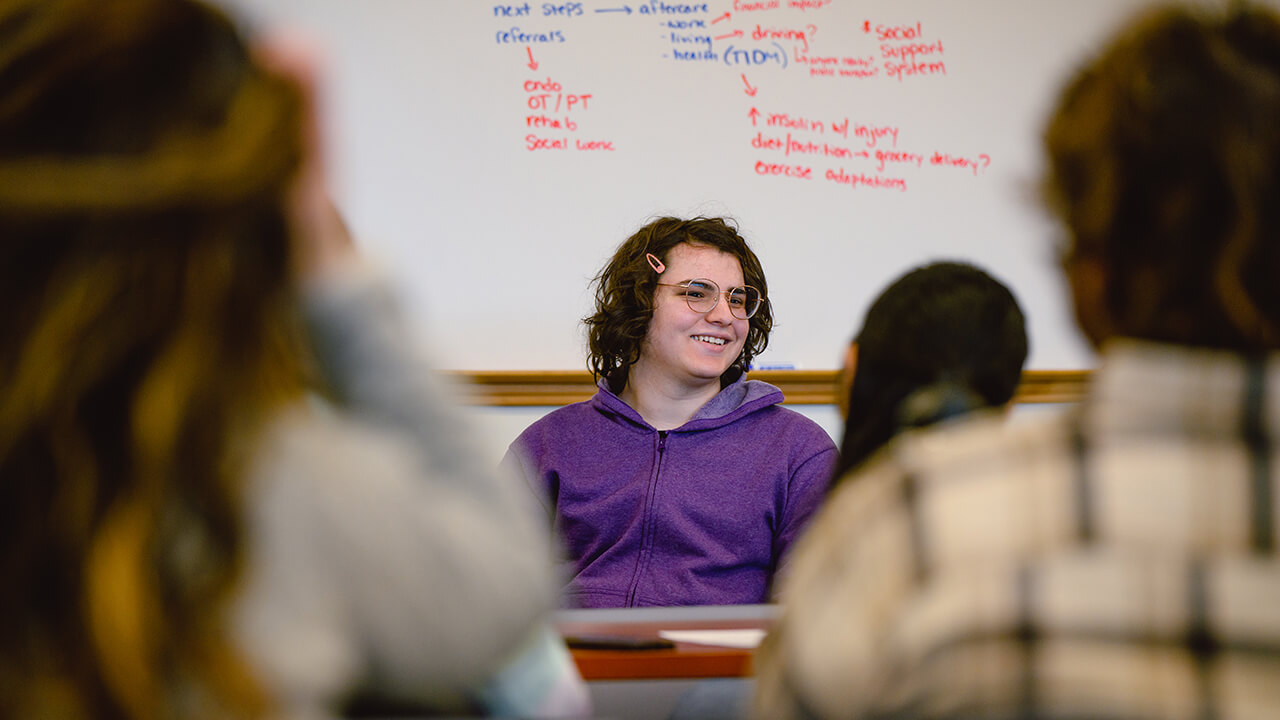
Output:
[220, 0, 1228, 372]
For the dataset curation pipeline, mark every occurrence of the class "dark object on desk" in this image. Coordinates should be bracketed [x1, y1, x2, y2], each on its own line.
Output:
[564, 633, 676, 650]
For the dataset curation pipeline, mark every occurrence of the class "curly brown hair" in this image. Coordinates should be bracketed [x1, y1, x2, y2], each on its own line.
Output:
[1044, 2, 1280, 350]
[0, 0, 306, 717]
[584, 216, 773, 387]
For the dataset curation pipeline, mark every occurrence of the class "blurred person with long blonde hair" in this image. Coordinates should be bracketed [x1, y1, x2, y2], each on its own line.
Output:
[0, 0, 586, 717]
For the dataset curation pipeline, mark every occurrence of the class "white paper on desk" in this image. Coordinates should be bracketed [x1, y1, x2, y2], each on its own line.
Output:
[657, 629, 767, 649]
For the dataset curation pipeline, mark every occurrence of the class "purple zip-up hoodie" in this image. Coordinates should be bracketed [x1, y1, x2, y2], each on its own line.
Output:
[503, 373, 837, 608]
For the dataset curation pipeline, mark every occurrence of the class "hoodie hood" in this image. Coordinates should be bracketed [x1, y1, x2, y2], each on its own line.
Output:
[590, 373, 785, 433]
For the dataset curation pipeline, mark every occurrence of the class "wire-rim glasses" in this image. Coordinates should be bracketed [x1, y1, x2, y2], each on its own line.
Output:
[655, 278, 763, 319]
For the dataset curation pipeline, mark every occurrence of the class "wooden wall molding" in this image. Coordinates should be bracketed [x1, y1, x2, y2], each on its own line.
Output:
[445, 369, 1091, 407]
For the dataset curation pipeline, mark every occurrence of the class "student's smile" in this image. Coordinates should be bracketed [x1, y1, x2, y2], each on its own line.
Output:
[637, 243, 749, 385]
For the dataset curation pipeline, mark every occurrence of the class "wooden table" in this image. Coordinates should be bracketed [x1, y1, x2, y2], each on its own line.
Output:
[554, 604, 778, 681]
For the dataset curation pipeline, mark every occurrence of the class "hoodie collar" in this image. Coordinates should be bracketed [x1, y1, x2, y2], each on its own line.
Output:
[592, 373, 784, 432]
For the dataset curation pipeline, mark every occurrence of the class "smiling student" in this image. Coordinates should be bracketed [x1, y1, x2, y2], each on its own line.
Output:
[504, 216, 837, 608]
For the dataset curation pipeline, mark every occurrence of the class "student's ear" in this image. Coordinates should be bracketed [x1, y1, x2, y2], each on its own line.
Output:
[836, 342, 857, 420]
[1066, 255, 1113, 349]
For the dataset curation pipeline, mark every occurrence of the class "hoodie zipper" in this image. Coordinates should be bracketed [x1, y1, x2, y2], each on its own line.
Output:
[626, 430, 667, 606]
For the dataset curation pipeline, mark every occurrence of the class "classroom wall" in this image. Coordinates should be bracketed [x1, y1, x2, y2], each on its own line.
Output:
[214, 0, 1214, 378]
[218, 0, 1198, 455]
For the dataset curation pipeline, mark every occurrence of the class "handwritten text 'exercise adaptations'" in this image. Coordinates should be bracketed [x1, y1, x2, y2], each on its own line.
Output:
[496, 2, 990, 192]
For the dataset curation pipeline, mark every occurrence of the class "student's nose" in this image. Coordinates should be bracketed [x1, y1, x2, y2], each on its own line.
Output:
[705, 293, 735, 324]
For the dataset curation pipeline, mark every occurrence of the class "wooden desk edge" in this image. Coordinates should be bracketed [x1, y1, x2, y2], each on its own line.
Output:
[446, 369, 1090, 407]
[569, 647, 754, 680]
[555, 607, 775, 681]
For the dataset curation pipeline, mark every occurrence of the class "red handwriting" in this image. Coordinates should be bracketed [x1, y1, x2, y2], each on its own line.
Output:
[794, 49, 883, 79]
[786, 138, 854, 159]
[524, 77, 560, 91]
[744, 107, 989, 191]
[882, 40, 944, 63]
[734, 0, 779, 11]
[872, 22, 924, 41]
[834, 119, 898, 147]
[752, 110, 900, 148]
[931, 151, 991, 175]
[526, 135, 567, 150]
[526, 92, 592, 111]
[794, 51, 838, 66]
[733, 0, 828, 12]
[825, 167, 907, 191]
[885, 58, 946, 81]
[752, 24, 813, 53]
[525, 135, 614, 151]
[524, 78, 593, 112]
[874, 148, 924, 171]
[765, 112, 824, 132]
[526, 114, 577, 130]
[755, 160, 812, 179]
[849, 20, 947, 81]
[522, 77, 609, 151]
[752, 132, 853, 159]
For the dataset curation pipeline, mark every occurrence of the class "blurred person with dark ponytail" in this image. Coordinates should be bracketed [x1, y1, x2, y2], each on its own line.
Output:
[0, 0, 586, 717]
[831, 260, 1028, 486]
[756, 4, 1280, 719]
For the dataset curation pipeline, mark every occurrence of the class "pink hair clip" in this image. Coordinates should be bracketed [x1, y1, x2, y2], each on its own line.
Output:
[645, 253, 666, 273]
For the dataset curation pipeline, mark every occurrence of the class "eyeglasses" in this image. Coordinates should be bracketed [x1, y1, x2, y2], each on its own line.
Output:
[655, 279, 763, 319]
